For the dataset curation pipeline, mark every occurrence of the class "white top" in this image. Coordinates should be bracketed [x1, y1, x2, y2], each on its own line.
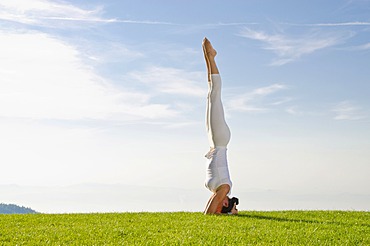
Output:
[204, 146, 232, 195]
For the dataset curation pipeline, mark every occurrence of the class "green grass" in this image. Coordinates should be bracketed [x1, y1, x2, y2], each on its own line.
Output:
[0, 211, 369, 245]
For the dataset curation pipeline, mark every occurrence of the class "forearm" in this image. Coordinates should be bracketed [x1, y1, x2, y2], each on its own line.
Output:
[204, 193, 223, 214]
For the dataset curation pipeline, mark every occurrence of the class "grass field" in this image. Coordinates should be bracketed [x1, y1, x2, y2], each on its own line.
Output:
[1, 211, 369, 245]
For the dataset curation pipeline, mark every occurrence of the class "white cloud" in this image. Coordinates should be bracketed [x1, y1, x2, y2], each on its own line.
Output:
[281, 21, 370, 27]
[239, 28, 352, 65]
[128, 66, 206, 97]
[0, 30, 176, 121]
[303, 22, 370, 27]
[0, 0, 174, 27]
[332, 101, 367, 121]
[285, 106, 303, 116]
[227, 84, 287, 112]
[270, 97, 293, 106]
[76, 40, 145, 67]
[355, 42, 370, 50]
[251, 84, 286, 96]
[0, 0, 104, 25]
[346, 42, 370, 51]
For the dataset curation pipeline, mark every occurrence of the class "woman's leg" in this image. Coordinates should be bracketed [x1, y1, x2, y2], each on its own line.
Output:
[203, 38, 231, 148]
[202, 38, 219, 82]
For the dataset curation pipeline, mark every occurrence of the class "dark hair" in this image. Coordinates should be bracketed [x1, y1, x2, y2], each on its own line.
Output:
[221, 197, 239, 213]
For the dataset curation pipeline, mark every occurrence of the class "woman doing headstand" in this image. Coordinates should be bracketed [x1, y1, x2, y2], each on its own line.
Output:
[202, 38, 238, 215]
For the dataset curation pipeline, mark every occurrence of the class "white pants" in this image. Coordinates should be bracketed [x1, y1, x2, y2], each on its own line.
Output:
[206, 74, 231, 148]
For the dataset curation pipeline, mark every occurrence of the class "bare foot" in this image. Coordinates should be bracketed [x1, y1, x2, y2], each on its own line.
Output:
[202, 37, 218, 82]
[202, 37, 217, 59]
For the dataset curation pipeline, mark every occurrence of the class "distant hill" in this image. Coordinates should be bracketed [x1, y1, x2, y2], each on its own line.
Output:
[0, 203, 38, 214]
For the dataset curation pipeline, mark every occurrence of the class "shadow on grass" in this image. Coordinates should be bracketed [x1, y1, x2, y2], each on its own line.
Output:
[236, 213, 370, 228]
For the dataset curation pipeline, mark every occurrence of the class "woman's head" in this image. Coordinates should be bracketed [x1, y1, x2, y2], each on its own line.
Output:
[221, 197, 239, 213]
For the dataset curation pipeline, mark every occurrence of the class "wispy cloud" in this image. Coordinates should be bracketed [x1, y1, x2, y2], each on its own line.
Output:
[0, 30, 177, 121]
[354, 42, 370, 50]
[0, 0, 101, 25]
[251, 84, 286, 96]
[40, 16, 175, 25]
[332, 101, 367, 121]
[0, 0, 174, 27]
[239, 28, 352, 65]
[344, 42, 370, 51]
[79, 41, 145, 65]
[0, 1, 196, 124]
[128, 66, 205, 97]
[227, 84, 288, 112]
[282, 21, 370, 27]
[285, 106, 303, 116]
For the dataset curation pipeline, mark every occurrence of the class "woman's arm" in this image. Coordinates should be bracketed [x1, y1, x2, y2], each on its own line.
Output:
[204, 184, 230, 214]
[230, 202, 238, 215]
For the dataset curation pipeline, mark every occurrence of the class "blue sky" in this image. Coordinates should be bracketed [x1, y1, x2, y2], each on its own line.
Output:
[1, 0, 369, 212]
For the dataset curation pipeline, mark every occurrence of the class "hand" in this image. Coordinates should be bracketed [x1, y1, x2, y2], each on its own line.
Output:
[231, 202, 238, 215]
